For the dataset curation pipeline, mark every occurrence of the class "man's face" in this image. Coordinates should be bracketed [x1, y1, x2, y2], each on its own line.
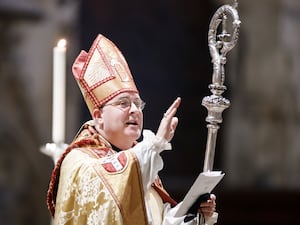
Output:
[97, 92, 144, 149]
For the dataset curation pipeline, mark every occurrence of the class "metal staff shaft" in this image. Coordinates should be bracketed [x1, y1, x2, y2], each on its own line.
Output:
[202, 1, 241, 172]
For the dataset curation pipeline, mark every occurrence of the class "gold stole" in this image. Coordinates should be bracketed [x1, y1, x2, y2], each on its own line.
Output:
[83, 148, 148, 225]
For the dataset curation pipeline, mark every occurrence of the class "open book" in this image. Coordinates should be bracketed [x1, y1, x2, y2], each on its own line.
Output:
[175, 171, 225, 217]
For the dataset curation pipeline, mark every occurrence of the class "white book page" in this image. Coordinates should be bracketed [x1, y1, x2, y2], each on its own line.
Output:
[174, 171, 225, 217]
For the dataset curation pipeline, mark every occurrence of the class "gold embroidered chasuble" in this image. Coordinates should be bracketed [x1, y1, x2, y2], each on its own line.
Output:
[48, 122, 177, 225]
[51, 124, 147, 225]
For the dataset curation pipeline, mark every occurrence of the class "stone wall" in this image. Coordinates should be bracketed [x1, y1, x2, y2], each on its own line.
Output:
[223, 0, 300, 190]
[0, 0, 80, 224]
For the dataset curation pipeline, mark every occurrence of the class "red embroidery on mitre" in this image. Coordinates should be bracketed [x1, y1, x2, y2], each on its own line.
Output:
[101, 151, 127, 173]
[72, 34, 139, 115]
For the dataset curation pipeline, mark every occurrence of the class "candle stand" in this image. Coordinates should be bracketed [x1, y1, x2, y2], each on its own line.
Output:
[40, 142, 68, 164]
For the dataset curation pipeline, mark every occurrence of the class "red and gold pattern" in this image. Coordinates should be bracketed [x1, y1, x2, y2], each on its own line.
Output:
[47, 121, 177, 225]
[72, 34, 138, 115]
[47, 121, 147, 225]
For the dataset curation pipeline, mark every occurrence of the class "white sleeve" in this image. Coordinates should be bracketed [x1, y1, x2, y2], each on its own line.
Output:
[162, 202, 218, 225]
[130, 129, 171, 192]
[130, 130, 218, 225]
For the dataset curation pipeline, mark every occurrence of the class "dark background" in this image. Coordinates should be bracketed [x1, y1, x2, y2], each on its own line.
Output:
[79, 0, 218, 202]
[78, 1, 300, 225]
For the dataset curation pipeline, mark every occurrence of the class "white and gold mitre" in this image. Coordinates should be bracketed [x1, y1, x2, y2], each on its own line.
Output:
[72, 34, 139, 115]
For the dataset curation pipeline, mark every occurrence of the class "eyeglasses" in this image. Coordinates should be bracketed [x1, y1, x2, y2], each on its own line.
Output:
[102, 97, 146, 111]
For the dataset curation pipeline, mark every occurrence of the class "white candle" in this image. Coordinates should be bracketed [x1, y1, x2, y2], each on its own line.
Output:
[52, 39, 67, 144]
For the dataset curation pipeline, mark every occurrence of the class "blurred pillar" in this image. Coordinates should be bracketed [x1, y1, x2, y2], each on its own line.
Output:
[223, 0, 300, 189]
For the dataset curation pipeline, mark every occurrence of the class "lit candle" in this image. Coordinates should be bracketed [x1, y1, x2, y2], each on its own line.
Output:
[52, 39, 67, 144]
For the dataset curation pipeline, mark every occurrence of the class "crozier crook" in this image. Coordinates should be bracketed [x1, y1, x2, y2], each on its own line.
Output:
[202, 1, 241, 172]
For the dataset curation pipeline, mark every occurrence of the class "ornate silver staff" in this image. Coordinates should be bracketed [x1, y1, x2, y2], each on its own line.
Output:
[202, 0, 241, 172]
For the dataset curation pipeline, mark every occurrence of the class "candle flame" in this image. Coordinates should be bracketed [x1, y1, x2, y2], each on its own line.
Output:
[57, 39, 67, 48]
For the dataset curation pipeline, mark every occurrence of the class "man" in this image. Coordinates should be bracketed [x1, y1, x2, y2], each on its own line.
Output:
[47, 34, 217, 225]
